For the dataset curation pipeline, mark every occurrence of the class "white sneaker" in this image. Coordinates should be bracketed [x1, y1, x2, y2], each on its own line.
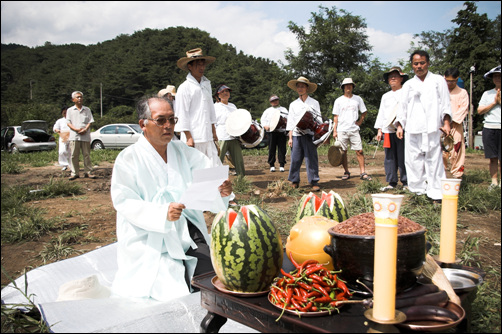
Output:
[380, 185, 394, 192]
[270, 167, 276, 172]
[280, 167, 285, 172]
[61, 166, 68, 171]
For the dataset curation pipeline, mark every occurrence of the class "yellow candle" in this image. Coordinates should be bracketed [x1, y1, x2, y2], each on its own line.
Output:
[439, 195, 458, 263]
[373, 217, 398, 321]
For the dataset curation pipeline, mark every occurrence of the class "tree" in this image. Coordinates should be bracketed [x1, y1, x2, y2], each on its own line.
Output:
[285, 5, 372, 118]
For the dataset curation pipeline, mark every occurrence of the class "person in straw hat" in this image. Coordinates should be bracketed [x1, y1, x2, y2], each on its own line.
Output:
[477, 65, 501, 190]
[158, 85, 177, 109]
[374, 67, 409, 191]
[332, 78, 372, 181]
[285, 76, 322, 191]
[261, 94, 289, 172]
[174, 48, 220, 167]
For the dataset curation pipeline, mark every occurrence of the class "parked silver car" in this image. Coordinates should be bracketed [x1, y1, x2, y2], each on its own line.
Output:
[90, 123, 143, 150]
[1, 120, 57, 153]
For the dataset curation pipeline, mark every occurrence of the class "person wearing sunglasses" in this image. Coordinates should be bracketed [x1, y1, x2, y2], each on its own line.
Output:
[110, 95, 232, 302]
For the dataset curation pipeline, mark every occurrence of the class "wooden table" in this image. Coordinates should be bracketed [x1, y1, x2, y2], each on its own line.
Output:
[192, 271, 372, 333]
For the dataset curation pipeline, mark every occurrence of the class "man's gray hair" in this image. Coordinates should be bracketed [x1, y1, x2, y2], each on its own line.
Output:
[136, 95, 174, 122]
[71, 91, 83, 99]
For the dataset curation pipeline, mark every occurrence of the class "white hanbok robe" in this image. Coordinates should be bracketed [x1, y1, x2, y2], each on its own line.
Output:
[111, 136, 229, 301]
[395, 71, 452, 200]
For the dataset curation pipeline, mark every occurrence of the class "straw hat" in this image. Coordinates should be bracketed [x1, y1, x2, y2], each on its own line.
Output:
[287, 76, 317, 94]
[328, 145, 343, 167]
[177, 48, 216, 71]
[56, 275, 111, 302]
[383, 66, 409, 84]
[158, 85, 177, 97]
[340, 78, 356, 88]
[484, 65, 501, 79]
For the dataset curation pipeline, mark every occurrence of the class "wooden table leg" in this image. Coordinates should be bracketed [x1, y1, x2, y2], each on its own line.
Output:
[200, 311, 228, 333]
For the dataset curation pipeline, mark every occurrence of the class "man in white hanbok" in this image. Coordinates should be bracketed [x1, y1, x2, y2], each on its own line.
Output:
[396, 50, 451, 202]
[174, 48, 220, 167]
[111, 96, 232, 302]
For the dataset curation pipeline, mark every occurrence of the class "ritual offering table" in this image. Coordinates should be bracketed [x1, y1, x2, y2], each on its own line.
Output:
[192, 271, 371, 333]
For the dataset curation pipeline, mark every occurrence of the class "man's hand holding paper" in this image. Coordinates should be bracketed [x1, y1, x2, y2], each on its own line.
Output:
[179, 165, 231, 212]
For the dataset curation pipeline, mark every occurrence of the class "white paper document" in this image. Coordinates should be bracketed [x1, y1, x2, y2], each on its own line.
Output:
[179, 165, 229, 212]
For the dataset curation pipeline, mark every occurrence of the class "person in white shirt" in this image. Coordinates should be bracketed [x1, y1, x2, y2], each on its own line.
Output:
[286, 76, 321, 192]
[477, 65, 501, 189]
[332, 78, 372, 181]
[111, 95, 232, 302]
[214, 84, 245, 176]
[375, 67, 409, 191]
[395, 50, 452, 202]
[53, 106, 71, 171]
[66, 91, 96, 180]
[174, 48, 220, 167]
[261, 95, 289, 172]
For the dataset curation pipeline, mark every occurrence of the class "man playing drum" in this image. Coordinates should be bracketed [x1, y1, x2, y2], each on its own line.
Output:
[286, 76, 322, 192]
[261, 95, 289, 172]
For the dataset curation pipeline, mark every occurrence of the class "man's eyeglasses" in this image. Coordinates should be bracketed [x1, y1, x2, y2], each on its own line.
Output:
[147, 116, 178, 126]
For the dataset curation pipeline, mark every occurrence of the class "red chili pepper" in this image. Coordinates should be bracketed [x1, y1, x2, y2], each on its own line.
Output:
[281, 268, 295, 280]
[310, 273, 326, 285]
[337, 279, 352, 296]
[296, 281, 313, 291]
[284, 286, 294, 306]
[304, 264, 324, 276]
[298, 301, 313, 312]
[292, 294, 309, 303]
[313, 296, 333, 303]
[336, 292, 347, 301]
[299, 287, 308, 298]
[298, 259, 319, 276]
[313, 283, 330, 297]
[306, 290, 322, 298]
[288, 251, 300, 269]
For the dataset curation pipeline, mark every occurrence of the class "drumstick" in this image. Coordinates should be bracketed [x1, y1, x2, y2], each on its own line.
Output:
[372, 140, 379, 159]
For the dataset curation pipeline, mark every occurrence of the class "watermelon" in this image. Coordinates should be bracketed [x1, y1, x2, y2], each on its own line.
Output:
[210, 205, 283, 292]
[296, 190, 348, 223]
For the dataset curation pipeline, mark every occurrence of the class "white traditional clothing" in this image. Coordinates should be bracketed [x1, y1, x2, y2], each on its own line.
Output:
[174, 73, 216, 144]
[395, 71, 452, 200]
[375, 90, 402, 134]
[53, 117, 71, 167]
[111, 136, 229, 302]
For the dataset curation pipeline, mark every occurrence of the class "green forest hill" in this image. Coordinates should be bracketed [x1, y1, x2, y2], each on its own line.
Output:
[1, 3, 500, 143]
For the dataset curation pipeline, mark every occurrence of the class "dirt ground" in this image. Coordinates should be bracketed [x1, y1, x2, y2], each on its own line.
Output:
[1, 149, 500, 287]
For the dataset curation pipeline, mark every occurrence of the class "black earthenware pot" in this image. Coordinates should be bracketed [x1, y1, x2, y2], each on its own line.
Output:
[324, 227, 426, 293]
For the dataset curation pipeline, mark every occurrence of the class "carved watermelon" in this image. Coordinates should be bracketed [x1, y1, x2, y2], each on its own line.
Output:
[210, 205, 283, 292]
[295, 190, 348, 223]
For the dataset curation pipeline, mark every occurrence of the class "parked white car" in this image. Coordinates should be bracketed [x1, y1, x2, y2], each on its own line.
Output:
[1, 120, 56, 153]
[90, 124, 142, 150]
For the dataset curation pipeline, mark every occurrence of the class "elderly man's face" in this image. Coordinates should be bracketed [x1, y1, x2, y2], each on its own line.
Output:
[388, 72, 404, 90]
[141, 99, 176, 147]
[270, 99, 279, 107]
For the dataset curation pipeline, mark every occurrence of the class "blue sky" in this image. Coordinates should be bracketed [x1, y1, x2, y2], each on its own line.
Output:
[1, 1, 500, 66]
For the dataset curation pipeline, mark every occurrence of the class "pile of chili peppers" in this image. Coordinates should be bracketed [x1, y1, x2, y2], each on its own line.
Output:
[269, 252, 352, 320]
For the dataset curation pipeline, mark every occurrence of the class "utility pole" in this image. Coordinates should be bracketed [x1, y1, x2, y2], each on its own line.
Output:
[30, 80, 35, 100]
[468, 66, 475, 149]
[100, 83, 103, 118]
